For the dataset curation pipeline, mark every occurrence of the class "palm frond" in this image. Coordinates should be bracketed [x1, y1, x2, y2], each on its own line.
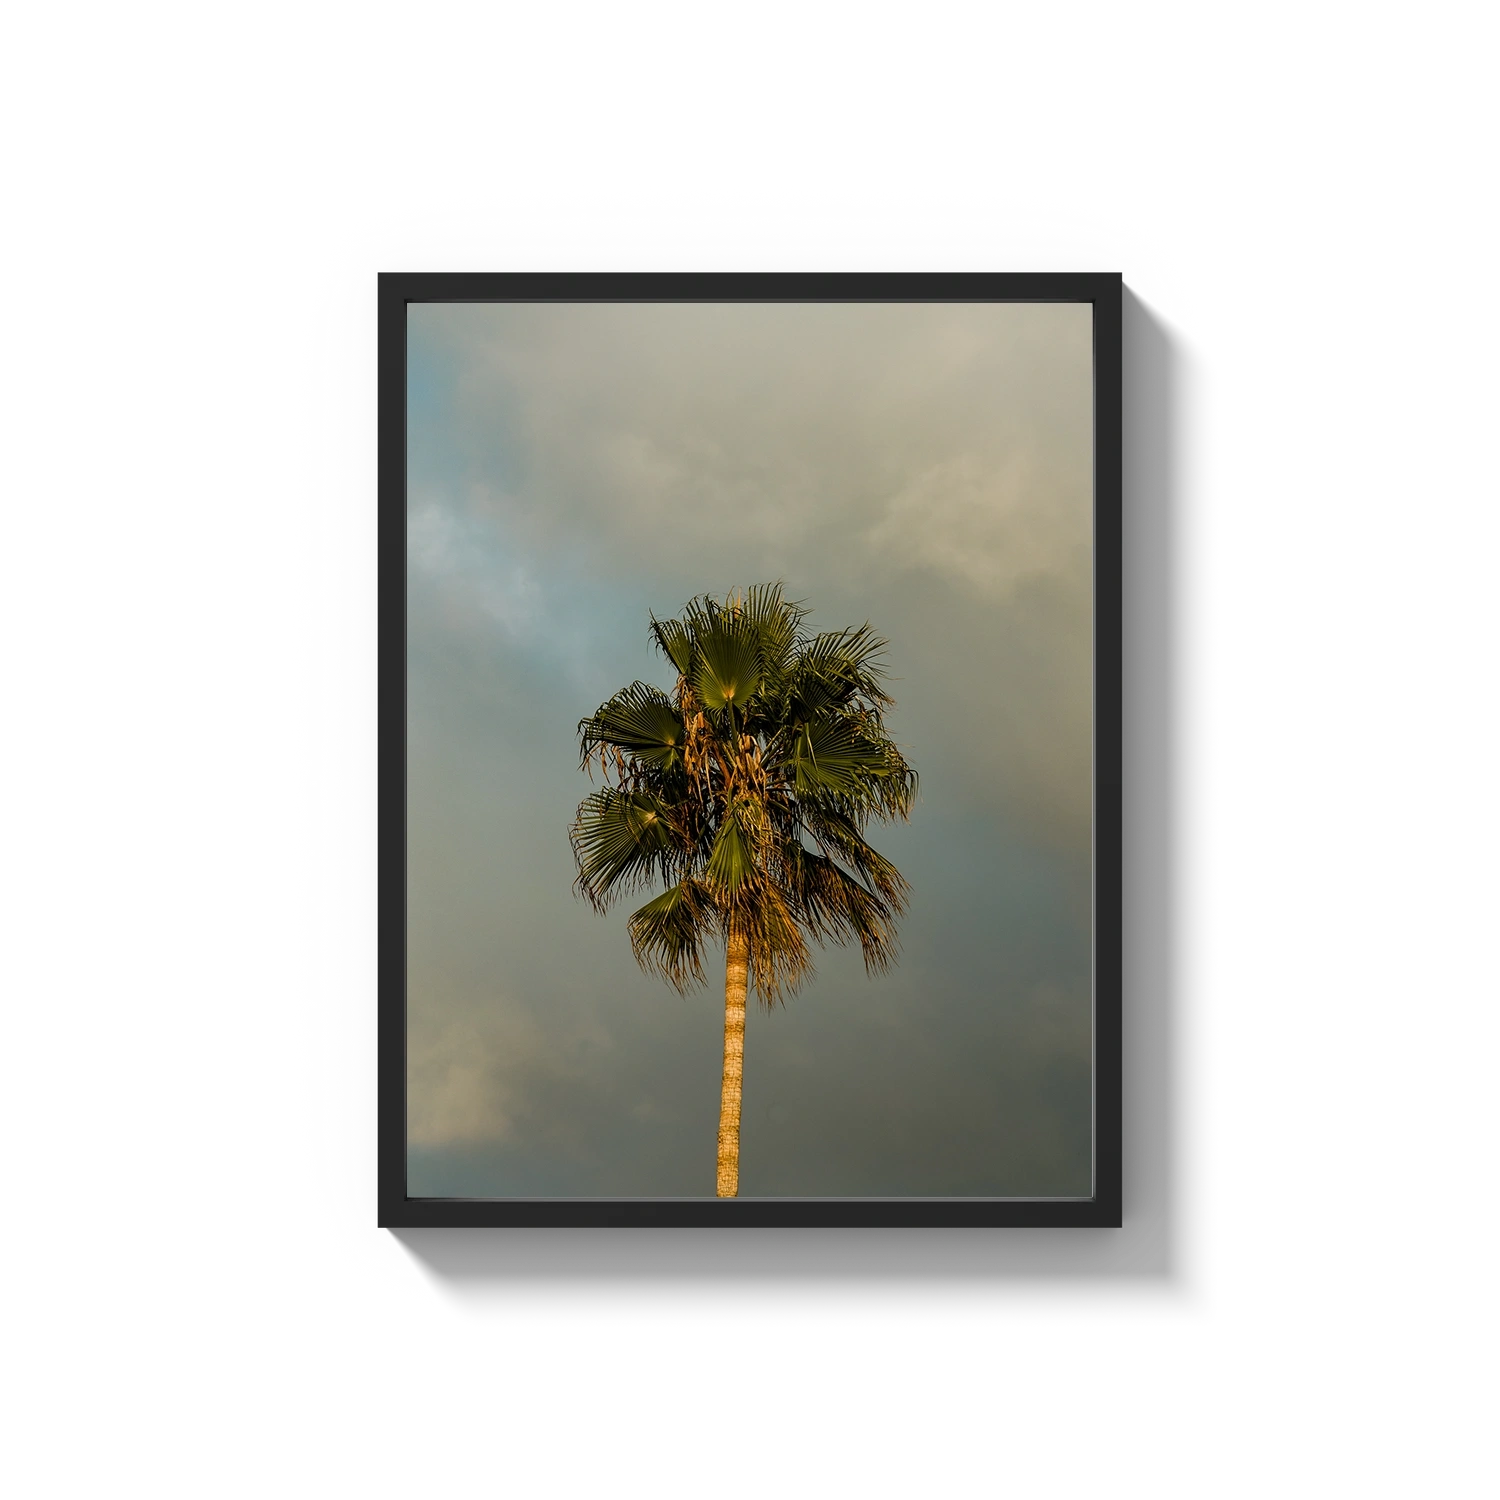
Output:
[705, 802, 755, 892]
[628, 881, 711, 993]
[785, 673, 843, 722]
[740, 582, 806, 683]
[692, 612, 762, 714]
[780, 714, 899, 798]
[570, 788, 680, 909]
[795, 624, 893, 707]
[797, 805, 912, 908]
[785, 843, 903, 974]
[734, 881, 814, 1004]
[579, 682, 685, 769]
[871, 746, 918, 819]
[648, 614, 694, 676]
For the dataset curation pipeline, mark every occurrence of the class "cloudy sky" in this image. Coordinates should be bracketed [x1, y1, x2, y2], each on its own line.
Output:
[406, 300, 1094, 1198]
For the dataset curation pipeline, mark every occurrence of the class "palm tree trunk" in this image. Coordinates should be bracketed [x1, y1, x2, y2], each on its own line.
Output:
[716, 930, 749, 1197]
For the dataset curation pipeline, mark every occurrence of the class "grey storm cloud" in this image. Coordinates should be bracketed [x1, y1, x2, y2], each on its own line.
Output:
[406, 300, 1095, 1197]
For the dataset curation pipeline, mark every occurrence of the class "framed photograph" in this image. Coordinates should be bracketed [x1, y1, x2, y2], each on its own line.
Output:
[379, 273, 1121, 1226]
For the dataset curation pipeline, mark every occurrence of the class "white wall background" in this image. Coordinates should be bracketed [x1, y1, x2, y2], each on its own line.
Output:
[4, 3, 1495, 1494]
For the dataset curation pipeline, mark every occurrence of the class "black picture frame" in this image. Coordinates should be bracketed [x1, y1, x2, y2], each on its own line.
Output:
[289, 187, 1218, 1326]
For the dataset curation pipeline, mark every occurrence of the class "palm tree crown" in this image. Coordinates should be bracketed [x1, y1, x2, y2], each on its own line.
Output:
[571, 584, 917, 1002]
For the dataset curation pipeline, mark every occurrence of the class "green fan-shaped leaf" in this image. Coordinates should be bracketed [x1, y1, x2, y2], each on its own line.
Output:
[740, 583, 806, 681]
[571, 789, 678, 906]
[693, 618, 762, 711]
[580, 682, 685, 767]
[798, 806, 911, 905]
[787, 673, 842, 722]
[628, 881, 709, 992]
[648, 615, 694, 676]
[786, 843, 901, 973]
[706, 805, 754, 891]
[784, 715, 891, 795]
[796, 625, 892, 707]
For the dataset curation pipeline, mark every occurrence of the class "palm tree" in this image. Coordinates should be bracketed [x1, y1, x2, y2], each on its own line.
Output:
[569, 584, 917, 1197]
